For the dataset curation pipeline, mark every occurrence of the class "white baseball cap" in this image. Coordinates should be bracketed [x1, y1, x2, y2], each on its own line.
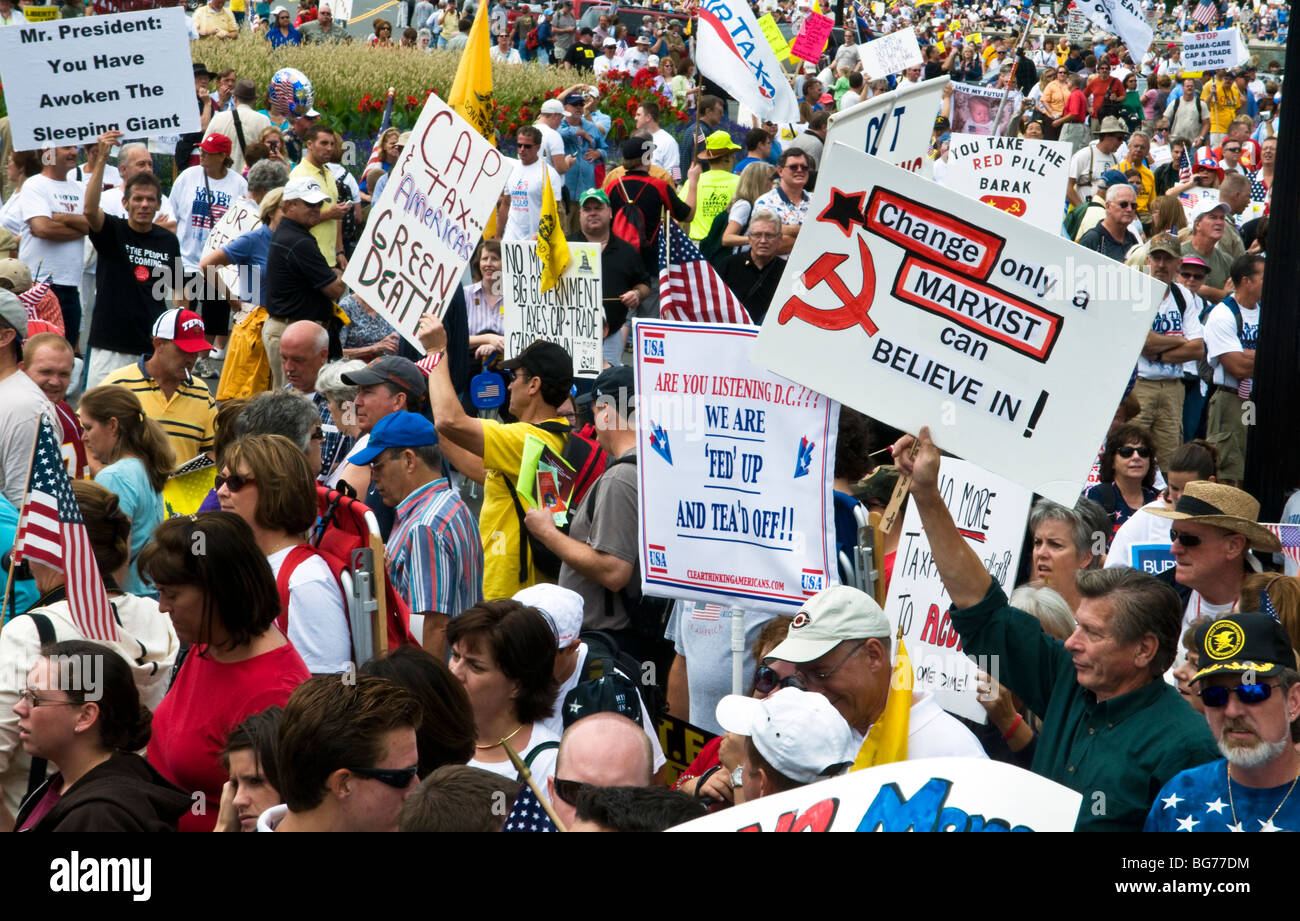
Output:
[765, 585, 891, 664]
[514, 583, 584, 649]
[539, 98, 565, 115]
[602, 36, 617, 47]
[283, 176, 330, 204]
[1190, 196, 1232, 221]
[716, 687, 857, 784]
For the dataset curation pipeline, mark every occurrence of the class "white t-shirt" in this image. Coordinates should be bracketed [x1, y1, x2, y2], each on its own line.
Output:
[468, 722, 560, 792]
[1204, 299, 1259, 389]
[1181, 591, 1237, 647]
[503, 158, 561, 242]
[848, 690, 988, 761]
[622, 48, 648, 72]
[840, 90, 863, 110]
[17, 174, 86, 285]
[267, 545, 352, 674]
[168, 165, 249, 270]
[1137, 284, 1197, 381]
[593, 54, 618, 78]
[1278, 489, 1300, 577]
[1104, 498, 1175, 575]
[534, 122, 567, 171]
[0, 371, 58, 507]
[1069, 143, 1119, 203]
[542, 642, 668, 772]
[651, 127, 681, 182]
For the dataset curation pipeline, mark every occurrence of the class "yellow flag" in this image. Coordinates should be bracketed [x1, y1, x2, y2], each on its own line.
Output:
[851, 638, 912, 769]
[537, 168, 569, 294]
[447, 2, 497, 237]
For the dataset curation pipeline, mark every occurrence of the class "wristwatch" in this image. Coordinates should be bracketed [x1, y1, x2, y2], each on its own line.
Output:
[731, 765, 744, 788]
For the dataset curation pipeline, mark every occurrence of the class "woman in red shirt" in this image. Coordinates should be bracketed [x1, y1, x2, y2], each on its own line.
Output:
[140, 513, 310, 832]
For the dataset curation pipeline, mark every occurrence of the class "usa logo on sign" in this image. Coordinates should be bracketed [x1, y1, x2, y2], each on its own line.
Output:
[642, 331, 665, 364]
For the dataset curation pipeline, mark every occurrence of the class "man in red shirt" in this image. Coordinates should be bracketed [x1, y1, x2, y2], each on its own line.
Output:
[22, 332, 88, 478]
[1085, 60, 1125, 134]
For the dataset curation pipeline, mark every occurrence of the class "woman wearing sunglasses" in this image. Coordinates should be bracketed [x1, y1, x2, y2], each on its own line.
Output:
[140, 513, 310, 832]
[673, 615, 794, 806]
[13, 639, 191, 832]
[218, 434, 350, 676]
[1085, 424, 1161, 540]
[79, 385, 175, 597]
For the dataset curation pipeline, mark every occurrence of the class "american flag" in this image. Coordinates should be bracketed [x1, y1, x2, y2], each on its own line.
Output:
[1193, 0, 1217, 27]
[361, 90, 397, 194]
[657, 223, 753, 326]
[13, 417, 118, 643]
[1178, 144, 1193, 184]
[1264, 524, 1300, 569]
[501, 783, 557, 832]
[17, 275, 51, 322]
[1249, 169, 1269, 203]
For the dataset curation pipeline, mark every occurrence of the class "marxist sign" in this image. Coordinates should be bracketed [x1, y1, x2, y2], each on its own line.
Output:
[502, 241, 603, 379]
[885, 458, 1030, 722]
[940, 134, 1072, 233]
[343, 92, 510, 350]
[750, 142, 1161, 505]
[825, 76, 948, 179]
[0, 8, 200, 149]
[670, 757, 1082, 831]
[635, 320, 839, 613]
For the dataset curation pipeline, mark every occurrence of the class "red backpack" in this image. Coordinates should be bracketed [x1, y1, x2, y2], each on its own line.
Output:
[607, 174, 671, 252]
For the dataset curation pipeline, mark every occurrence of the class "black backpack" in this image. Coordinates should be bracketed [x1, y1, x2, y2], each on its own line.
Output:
[579, 628, 668, 722]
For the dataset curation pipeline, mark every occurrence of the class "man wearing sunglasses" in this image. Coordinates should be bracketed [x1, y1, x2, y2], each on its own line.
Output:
[547, 711, 653, 831]
[754, 148, 812, 256]
[763, 584, 985, 760]
[1076, 181, 1141, 262]
[1145, 612, 1300, 832]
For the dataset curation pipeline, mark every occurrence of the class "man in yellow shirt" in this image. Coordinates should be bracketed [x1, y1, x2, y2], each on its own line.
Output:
[1200, 70, 1242, 146]
[193, 0, 239, 38]
[289, 125, 348, 268]
[419, 315, 573, 600]
[1118, 130, 1155, 229]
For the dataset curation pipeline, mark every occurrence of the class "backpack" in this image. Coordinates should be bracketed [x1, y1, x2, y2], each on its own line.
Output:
[594, 454, 674, 642]
[504, 421, 610, 583]
[608, 174, 672, 253]
[1195, 293, 1244, 387]
[1063, 199, 1102, 239]
[526, 26, 540, 50]
[579, 628, 668, 722]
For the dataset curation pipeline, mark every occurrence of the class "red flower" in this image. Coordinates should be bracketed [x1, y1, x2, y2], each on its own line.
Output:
[407, 95, 419, 107]
[508, 122, 518, 134]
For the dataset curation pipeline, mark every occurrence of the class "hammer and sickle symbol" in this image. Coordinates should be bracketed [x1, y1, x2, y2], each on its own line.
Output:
[777, 234, 877, 335]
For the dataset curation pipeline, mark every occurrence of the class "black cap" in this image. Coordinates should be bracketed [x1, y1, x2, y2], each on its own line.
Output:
[1192, 613, 1297, 682]
[563, 92, 586, 107]
[499, 340, 574, 391]
[341, 355, 426, 404]
[562, 673, 644, 730]
[194, 62, 217, 79]
[622, 135, 654, 163]
[575, 364, 634, 411]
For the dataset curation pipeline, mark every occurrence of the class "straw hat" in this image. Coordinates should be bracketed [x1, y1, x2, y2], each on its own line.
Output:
[1146, 482, 1282, 552]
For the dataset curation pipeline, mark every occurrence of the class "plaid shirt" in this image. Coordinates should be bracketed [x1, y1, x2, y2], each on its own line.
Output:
[387, 479, 483, 618]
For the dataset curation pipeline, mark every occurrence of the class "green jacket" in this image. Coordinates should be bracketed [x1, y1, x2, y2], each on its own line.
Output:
[951, 581, 1220, 831]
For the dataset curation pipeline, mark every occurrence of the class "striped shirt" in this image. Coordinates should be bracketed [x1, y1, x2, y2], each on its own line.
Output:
[102, 357, 217, 466]
[386, 478, 483, 618]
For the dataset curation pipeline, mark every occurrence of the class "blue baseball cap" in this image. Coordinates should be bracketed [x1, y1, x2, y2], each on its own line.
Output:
[348, 411, 438, 465]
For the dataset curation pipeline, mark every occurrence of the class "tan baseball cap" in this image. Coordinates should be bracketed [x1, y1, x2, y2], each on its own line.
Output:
[765, 585, 891, 664]
[0, 259, 33, 294]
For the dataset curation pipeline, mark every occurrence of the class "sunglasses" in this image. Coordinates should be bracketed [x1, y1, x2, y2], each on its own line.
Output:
[1169, 529, 1202, 548]
[785, 163, 809, 172]
[517, 142, 537, 150]
[1223, 146, 1242, 153]
[214, 472, 256, 493]
[1180, 270, 1207, 280]
[552, 777, 589, 806]
[346, 764, 419, 788]
[311, 427, 324, 441]
[1199, 682, 1275, 707]
[753, 665, 803, 695]
[1115, 444, 1151, 458]
[1113, 201, 1137, 210]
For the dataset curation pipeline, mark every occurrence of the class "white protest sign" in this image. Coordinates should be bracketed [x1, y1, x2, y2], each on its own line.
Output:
[343, 93, 511, 350]
[885, 459, 1030, 722]
[201, 196, 262, 304]
[670, 757, 1082, 831]
[501, 241, 603, 379]
[1180, 27, 1249, 71]
[859, 26, 923, 78]
[825, 76, 947, 179]
[634, 320, 839, 613]
[950, 83, 1021, 137]
[0, 8, 199, 150]
[1075, 0, 1153, 60]
[1067, 9, 1087, 42]
[940, 134, 1072, 233]
[750, 142, 1161, 505]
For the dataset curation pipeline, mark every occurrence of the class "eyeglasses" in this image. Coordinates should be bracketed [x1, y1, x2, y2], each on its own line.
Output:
[1169, 529, 1203, 548]
[1199, 682, 1275, 707]
[1115, 444, 1151, 458]
[18, 689, 78, 708]
[753, 665, 803, 695]
[784, 163, 809, 172]
[345, 764, 419, 788]
[214, 472, 256, 493]
[1180, 270, 1207, 280]
[517, 142, 537, 150]
[310, 427, 324, 441]
[1112, 200, 1137, 210]
[794, 640, 866, 687]
[749, 231, 779, 240]
[552, 777, 590, 806]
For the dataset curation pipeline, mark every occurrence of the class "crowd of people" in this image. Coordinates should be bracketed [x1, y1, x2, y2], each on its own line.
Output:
[0, 0, 1290, 835]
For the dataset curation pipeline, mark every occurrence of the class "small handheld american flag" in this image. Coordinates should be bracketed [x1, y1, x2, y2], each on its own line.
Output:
[501, 783, 557, 832]
[13, 417, 118, 643]
[657, 223, 753, 326]
[1193, 0, 1217, 27]
[1177, 145, 1193, 184]
[17, 275, 51, 322]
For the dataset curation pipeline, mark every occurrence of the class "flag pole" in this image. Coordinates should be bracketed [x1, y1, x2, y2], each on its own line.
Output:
[690, 0, 701, 164]
[502, 739, 568, 831]
[0, 420, 46, 633]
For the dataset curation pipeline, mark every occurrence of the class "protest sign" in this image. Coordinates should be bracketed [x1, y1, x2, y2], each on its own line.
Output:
[950, 83, 1021, 137]
[790, 11, 834, 61]
[756, 13, 791, 61]
[698, 0, 800, 124]
[1180, 27, 1249, 72]
[884, 458, 1030, 722]
[0, 8, 199, 150]
[201, 196, 263, 305]
[634, 320, 839, 612]
[343, 93, 510, 350]
[750, 141, 1161, 505]
[501, 241, 603, 379]
[655, 714, 718, 788]
[22, 6, 58, 21]
[826, 77, 947, 179]
[859, 26, 923, 78]
[1067, 9, 1087, 42]
[1074, 0, 1153, 61]
[670, 757, 1082, 831]
[940, 134, 1072, 233]
[1178, 186, 1220, 224]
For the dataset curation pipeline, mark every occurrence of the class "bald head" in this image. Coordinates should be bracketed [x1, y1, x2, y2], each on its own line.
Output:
[549, 713, 653, 828]
[280, 320, 329, 393]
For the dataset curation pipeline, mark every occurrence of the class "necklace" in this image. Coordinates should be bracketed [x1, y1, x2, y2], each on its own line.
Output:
[1227, 763, 1300, 830]
[476, 724, 524, 750]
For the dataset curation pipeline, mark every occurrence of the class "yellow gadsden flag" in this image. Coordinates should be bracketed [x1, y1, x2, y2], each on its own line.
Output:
[536, 168, 569, 294]
[851, 637, 912, 769]
[448, 0, 497, 237]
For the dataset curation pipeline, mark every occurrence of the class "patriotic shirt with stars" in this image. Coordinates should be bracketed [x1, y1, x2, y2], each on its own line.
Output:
[1144, 759, 1300, 832]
